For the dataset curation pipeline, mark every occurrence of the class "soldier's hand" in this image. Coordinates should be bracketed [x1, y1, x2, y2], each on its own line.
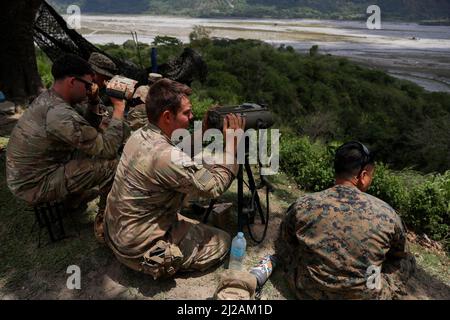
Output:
[111, 97, 126, 120]
[202, 104, 220, 132]
[223, 113, 245, 131]
[223, 113, 246, 157]
[87, 83, 99, 103]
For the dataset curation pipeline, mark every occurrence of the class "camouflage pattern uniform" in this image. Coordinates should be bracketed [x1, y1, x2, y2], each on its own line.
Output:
[276, 184, 416, 300]
[87, 52, 117, 130]
[6, 89, 126, 208]
[126, 85, 149, 131]
[125, 73, 162, 131]
[104, 123, 237, 279]
[126, 103, 147, 131]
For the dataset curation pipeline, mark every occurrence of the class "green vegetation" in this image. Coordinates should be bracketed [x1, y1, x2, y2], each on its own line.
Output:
[186, 37, 450, 173]
[279, 135, 450, 248]
[36, 49, 52, 89]
[35, 34, 450, 249]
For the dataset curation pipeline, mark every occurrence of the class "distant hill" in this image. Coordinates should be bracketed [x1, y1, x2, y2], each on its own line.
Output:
[48, 0, 450, 21]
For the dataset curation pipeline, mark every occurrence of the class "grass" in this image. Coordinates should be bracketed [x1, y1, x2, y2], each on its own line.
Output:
[409, 243, 450, 286]
[0, 150, 104, 297]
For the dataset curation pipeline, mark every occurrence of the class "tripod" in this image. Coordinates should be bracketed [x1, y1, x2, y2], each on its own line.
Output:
[203, 153, 274, 243]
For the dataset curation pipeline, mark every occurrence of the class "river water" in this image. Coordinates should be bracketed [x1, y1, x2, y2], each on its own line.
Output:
[75, 15, 450, 93]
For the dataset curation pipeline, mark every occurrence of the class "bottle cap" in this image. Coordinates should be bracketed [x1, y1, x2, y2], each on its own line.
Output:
[237, 232, 244, 238]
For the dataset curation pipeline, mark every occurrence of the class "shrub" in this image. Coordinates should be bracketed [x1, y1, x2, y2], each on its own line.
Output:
[279, 136, 450, 249]
[36, 48, 52, 88]
[406, 172, 450, 243]
[368, 163, 409, 212]
[280, 135, 334, 191]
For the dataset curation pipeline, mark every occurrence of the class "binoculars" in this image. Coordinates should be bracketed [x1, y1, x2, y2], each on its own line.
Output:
[105, 75, 138, 100]
[207, 103, 274, 130]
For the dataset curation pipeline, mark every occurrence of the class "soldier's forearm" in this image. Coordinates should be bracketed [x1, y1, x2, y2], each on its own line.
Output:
[111, 98, 126, 120]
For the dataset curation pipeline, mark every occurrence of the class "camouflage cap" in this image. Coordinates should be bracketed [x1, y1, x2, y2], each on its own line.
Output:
[88, 52, 117, 78]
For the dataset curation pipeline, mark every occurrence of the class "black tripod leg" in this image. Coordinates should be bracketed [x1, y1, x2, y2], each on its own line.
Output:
[237, 164, 244, 232]
[244, 162, 266, 225]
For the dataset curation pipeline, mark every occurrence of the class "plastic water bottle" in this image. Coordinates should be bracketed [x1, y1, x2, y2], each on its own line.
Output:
[229, 232, 246, 270]
[249, 255, 277, 288]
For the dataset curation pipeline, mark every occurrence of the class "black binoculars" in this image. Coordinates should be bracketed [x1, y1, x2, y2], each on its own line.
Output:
[206, 103, 274, 130]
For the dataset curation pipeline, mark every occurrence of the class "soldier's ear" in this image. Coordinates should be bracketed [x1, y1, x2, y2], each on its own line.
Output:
[161, 110, 172, 123]
[67, 76, 76, 88]
[358, 169, 373, 191]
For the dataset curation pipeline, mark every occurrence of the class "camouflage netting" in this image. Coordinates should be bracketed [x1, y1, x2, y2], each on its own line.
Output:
[33, 1, 207, 86]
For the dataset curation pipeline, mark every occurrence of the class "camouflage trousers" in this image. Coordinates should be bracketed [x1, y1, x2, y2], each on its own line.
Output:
[286, 254, 417, 300]
[20, 157, 117, 207]
[111, 215, 231, 279]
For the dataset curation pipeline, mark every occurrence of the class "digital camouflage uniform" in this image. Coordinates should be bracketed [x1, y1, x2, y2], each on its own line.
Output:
[276, 184, 416, 300]
[6, 89, 126, 213]
[104, 123, 238, 279]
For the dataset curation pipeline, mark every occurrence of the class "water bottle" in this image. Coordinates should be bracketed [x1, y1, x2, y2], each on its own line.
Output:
[229, 232, 246, 270]
[249, 255, 277, 288]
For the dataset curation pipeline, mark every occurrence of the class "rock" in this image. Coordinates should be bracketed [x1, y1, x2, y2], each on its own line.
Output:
[0, 101, 15, 115]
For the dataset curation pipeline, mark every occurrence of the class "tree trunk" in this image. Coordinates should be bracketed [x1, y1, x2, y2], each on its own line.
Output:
[0, 0, 43, 103]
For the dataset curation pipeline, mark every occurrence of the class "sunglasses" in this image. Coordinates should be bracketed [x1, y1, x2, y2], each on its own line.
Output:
[74, 77, 94, 90]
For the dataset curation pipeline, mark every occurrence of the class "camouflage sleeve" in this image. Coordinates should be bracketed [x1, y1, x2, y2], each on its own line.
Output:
[46, 104, 124, 160]
[384, 213, 416, 279]
[73, 101, 103, 129]
[153, 147, 238, 199]
[276, 201, 300, 268]
[386, 213, 409, 260]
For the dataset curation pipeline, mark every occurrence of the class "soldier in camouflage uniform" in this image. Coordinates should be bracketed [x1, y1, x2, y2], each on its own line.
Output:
[83, 52, 117, 130]
[126, 73, 163, 131]
[6, 54, 127, 241]
[276, 141, 416, 299]
[104, 78, 245, 279]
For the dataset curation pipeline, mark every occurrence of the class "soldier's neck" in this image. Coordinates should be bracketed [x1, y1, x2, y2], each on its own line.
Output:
[335, 179, 358, 189]
[52, 82, 72, 105]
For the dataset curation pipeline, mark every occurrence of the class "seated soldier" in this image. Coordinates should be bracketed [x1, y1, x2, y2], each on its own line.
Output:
[276, 141, 416, 299]
[6, 54, 127, 241]
[103, 78, 245, 279]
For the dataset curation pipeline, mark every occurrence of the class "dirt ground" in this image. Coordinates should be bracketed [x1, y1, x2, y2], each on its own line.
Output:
[0, 113, 449, 300]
